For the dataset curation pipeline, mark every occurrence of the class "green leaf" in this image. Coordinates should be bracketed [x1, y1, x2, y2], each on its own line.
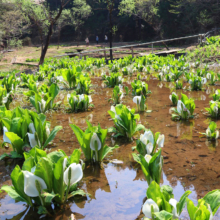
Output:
[35, 158, 53, 192]
[203, 189, 220, 215]
[147, 181, 162, 205]
[69, 149, 81, 164]
[101, 145, 119, 161]
[53, 157, 65, 203]
[47, 150, 66, 164]
[67, 189, 87, 199]
[0, 153, 10, 160]
[107, 126, 117, 133]
[6, 132, 24, 155]
[70, 124, 84, 146]
[42, 191, 58, 206]
[1, 185, 27, 202]
[153, 210, 173, 220]
[177, 190, 192, 215]
[134, 124, 145, 133]
[43, 126, 62, 148]
[11, 165, 32, 205]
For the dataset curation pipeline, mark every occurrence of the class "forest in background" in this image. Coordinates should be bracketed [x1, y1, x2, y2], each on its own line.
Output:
[1, 0, 220, 46]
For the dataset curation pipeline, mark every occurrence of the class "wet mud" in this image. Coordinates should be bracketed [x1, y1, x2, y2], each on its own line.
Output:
[1, 75, 220, 219]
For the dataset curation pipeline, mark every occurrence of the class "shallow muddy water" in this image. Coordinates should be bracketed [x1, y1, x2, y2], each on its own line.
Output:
[1, 75, 220, 219]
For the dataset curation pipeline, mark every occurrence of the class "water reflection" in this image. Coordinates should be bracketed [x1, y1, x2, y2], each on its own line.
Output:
[176, 120, 194, 140]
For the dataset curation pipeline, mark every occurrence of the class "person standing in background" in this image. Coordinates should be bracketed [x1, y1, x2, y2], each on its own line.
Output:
[105, 35, 108, 43]
[85, 37, 89, 46]
[96, 36, 99, 44]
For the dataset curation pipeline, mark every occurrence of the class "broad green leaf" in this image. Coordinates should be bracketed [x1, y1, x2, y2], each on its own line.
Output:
[11, 165, 32, 205]
[43, 126, 62, 148]
[47, 150, 66, 164]
[68, 189, 87, 199]
[177, 190, 192, 215]
[69, 149, 81, 164]
[101, 145, 119, 161]
[70, 124, 84, 146]
[1, 185, 27, 202]
[6, 132, 24, 155]
[203, 189, 220, 215]
[153, 210, 173, 220]
[35, 158, 53, 192]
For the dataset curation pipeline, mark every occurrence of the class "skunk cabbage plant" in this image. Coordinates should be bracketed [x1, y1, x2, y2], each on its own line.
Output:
[205, 101, 220, 118]
[1, 110, 62, 159]
[169, 92, 178, 106]
[200, 121, 219, 140]
[70, 121, 118, 163]
[131, 80, 151, 96]
[104, 73, 122, 87]
[171, 94, 195, 120]
[29, 83, 60, 113]
[67, 92, 93, 112]
[133, 95, 146, 112]
[1, 148, 86, 215]
[142, 181, 191, 220]
[132, 130, 164, 184]
[108, 104, 145, 141]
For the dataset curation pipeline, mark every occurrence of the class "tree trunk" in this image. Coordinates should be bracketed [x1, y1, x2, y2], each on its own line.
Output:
[39, 24, 54, 65]
[109, 10, 113, 61]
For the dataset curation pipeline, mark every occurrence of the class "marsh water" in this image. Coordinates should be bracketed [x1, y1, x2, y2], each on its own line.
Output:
[1, 74, 220, 219]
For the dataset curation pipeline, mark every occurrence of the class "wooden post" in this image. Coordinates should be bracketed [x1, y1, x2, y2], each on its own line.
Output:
[84, 55, 86, 60]
[131, 47, 134, 58]
[152, 43, 153, 53]
[80, 53, 82, 59]
[104, 48, 107, 60]
[200, 34, 203, 44]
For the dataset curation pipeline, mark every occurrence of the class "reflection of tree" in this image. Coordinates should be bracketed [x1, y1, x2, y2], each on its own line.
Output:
[176, 120, 194, 140]
[82, 164, 111, 200]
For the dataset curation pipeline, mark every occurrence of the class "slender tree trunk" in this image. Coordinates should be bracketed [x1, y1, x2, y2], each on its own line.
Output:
[109, 10, 113, 61]
[39, 24, 54, 65]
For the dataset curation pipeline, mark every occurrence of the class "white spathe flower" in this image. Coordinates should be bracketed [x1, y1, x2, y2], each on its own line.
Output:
[206, 128, 211, 137]
[213, 104, 218, 115]
[177, 100, 189, 115]
[23, 171, 47, 197]
[78, 94, 85, 102]
[133, 96, 141, 105]
[110, 106, 121, 121]
[140, 130, 154, 146]
[88, 95, 92, 103]
[215, 90, 219, 95]
[57, 76, 64, 82]
[207, 73, 211, 80]
[90, 133, 101, 151]
[169, 198, 179, 218]
[38, 99, 46, 113]
[27, 133, 38, 148]
[2, 95, 8, 104]
[3, 126, 11, 144]
[189, 79, 193, 84]
[202, 77, 207, 84]
[63, 163, 83, 187]
[157, 134, 165, 148]
[144, 154, 152, 164]
[142, 199, 159, 218]
[67, 94, 71, 102]
[28, 123, 36, 134]
[46, 125, 50, 138]
[146, 142, 153, 155]
[216, 130, 219, 139]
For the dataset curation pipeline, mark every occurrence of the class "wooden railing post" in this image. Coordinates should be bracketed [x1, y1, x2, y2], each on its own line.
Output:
[152, 43, 153, 53]
[131, 47, 134, 58]
[104, 48, 107, 60]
